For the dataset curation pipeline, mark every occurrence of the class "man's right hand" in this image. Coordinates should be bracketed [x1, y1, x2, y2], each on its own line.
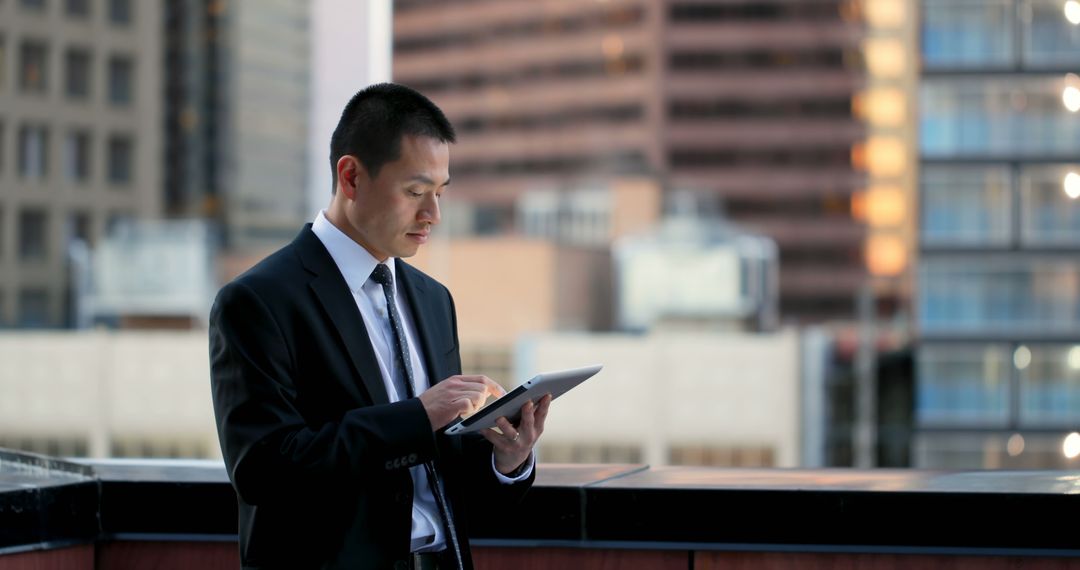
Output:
[419, 375, 505, 430]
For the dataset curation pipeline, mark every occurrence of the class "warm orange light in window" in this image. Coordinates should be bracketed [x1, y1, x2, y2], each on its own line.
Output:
[864, 0, 905, 27]
[864, 186, 906, 226]
[852, 136, 906, 176]
[853, 88, 906, 127]
[865, 235, 906, 276]
[863, 38, 906, 77]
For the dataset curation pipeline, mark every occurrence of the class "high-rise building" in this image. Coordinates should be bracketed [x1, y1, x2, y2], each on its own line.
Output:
[916, 0, 1080, 468]
[164, 0, 310, 252]
[0, 0, 162, 327]
[393, 0, 872, 323]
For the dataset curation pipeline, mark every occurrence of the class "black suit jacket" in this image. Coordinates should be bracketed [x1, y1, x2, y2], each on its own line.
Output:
[209, 225, 533, 569]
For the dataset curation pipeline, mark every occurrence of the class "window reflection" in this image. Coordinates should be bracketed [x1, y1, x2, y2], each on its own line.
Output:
[922, 0, 1014, 68]
[920, 258, 1080, 334]
[917, 344, 1010, 425]
[922, 76, 1080, 157]
[1019, 344, 1080, 426]
[1020, 165, 1080, 245]
[921, 166, 1012, 245]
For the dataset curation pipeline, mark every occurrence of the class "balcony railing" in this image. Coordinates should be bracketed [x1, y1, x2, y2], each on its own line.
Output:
[2, 448, 1079, 569]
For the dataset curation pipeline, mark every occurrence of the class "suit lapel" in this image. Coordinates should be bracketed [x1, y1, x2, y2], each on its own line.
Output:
[396, 260, 445, 385]
[296, 226, 390, 405]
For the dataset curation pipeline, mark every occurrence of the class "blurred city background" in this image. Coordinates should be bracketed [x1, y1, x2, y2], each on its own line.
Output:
[1, 0, 1079, 472]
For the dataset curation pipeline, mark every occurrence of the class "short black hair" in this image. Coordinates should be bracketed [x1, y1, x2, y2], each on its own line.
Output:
[329, 83, 456, 192]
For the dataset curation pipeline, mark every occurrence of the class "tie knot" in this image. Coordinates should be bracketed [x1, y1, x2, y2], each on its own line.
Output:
[371, 263, 393, 287]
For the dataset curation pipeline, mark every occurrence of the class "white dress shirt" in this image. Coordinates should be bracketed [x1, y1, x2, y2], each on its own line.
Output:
[311, 211, 533, 553]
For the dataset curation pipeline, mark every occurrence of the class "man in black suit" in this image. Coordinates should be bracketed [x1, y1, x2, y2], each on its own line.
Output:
[210, 83, 550, 569]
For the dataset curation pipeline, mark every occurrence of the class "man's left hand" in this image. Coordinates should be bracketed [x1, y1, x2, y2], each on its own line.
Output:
[483, 394, 551, 475]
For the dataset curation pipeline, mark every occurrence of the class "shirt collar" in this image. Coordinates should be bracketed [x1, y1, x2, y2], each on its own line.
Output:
[311, 210, 397, 293]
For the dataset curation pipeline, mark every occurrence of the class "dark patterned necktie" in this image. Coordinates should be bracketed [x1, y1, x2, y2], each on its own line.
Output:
[371, 263, 463, 569]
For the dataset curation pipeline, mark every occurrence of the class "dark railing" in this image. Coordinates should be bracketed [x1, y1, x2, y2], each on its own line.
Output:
[2, 448, 1079, 569]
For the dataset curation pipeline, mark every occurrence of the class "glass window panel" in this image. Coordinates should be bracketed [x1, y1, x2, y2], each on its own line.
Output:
[1020, 164, 1080, 245]
[921, 76, 1080, 157]
[17, 288, 50, 328]
[19, 40, 48, 93]
[18, 209, 48, 261]
[108, 56, 133, 105]
[922, 0, 1015, 68]
[920, 258, 1080, 334]
[64, 130, 91, 183]
[0, 36, 7, 91]
[65, 0, 89, 17]
[108, 0, 131, 25]
[916, 344, 1011, 426]
[922, 166, 1012, 245]
[18, 125, 49, 180]
[107, 135, 133, 184]
[65, 48, 90, 99]
[1019, 344, 1080, 426]
[67, 211, 92, 245]
[1023, 0, 1080, 66]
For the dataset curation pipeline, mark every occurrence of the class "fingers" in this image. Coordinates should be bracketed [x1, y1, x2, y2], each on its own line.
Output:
[494, 417, 519, 442]
[452, 375, 506, 399]
[533, 394, 552, 434]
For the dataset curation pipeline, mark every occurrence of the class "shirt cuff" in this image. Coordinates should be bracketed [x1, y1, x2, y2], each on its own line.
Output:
[492, 451, 534, 484]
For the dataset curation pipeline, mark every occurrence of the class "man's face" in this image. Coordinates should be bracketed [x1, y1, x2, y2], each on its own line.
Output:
[345, 134, 450, 261]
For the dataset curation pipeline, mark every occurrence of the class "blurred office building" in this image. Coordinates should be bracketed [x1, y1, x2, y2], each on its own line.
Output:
[517, 329, 801, 467]
[0, 0, 163, 328]
[393, 0, 893, 323]
[163, 0, 311, 252]
[916, 0, 1080, 468]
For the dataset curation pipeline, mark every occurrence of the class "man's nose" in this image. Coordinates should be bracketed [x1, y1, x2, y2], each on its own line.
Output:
[419, 194, 440, 225]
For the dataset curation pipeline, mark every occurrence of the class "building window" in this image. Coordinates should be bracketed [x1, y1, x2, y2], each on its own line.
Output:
[668, 445, 776, 467]
[0, 36, 7, 91]
[65, 48, 91, 99]
[19, 40, 48, 93]
[108, 0, 131, 25]
[18, 209, 48, 261]
[1022, 0, 1080, 67]
[17, 289, 51, 327]
[916, 344, 1011, 426]
[1019, 344, 1080, 427]
[107, 56, 133, 105]
[20, 0, 47, 11]
[1020, 165, 1080, 246]
[106, 134, 132, 184]
[18, 124, 49, 180]
[922, 0, 1014, 68]
[65, 0, 89, 17]
[0, 121, 5, 175]
[538, 443, 643, 464]
[921, 166, 1011, 246]
[920, 258, 1080, 335]
[67, 211, 92, 245]
[921, 77, 1080, 158]
[64, 130, 91, 183]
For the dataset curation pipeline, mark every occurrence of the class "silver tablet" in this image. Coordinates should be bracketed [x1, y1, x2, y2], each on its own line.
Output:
[443, 364, 603, 436]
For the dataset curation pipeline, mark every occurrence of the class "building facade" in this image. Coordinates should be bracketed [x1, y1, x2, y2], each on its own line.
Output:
[393, 0, 875, 323]
[0, 0, 162, 327]
[916, 0, 1080, 468]
[164, 0, 310, 252]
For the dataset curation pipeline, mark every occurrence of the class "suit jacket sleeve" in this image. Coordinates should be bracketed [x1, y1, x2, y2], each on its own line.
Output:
[210, 280, 437, 506]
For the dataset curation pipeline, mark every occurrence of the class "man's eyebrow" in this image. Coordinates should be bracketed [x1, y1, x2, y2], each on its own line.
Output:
[407, 174, 451, 187]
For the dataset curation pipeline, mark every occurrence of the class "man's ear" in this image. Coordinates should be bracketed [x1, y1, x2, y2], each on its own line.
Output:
[336, 155, 366, 199]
